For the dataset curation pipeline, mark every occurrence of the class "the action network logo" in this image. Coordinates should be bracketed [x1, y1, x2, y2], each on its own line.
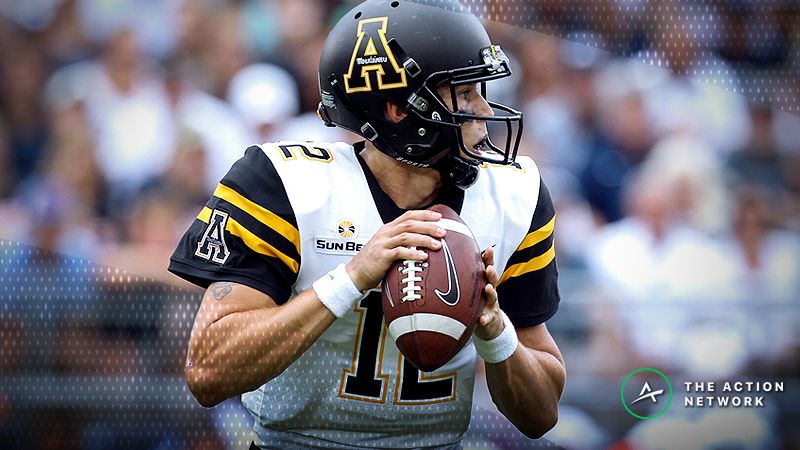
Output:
[621, 368, 673, 420]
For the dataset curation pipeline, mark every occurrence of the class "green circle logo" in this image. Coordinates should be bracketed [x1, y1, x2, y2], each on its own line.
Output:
[620, 367, 673, 420]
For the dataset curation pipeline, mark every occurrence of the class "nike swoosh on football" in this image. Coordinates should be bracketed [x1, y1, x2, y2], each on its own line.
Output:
[435, 240, 461, 306]
[383, 280, 395, 307]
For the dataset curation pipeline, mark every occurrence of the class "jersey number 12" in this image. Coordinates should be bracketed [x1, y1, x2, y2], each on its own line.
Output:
[339, 292, 456, 404]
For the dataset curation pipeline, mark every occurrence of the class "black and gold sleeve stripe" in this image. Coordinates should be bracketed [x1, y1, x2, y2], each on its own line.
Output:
[168, 146, 300, 303]
[498, 214, 555, 285]
[198, 181, 300, 273]
[213, 146, 300, 271]
[496, 179, 560, 327]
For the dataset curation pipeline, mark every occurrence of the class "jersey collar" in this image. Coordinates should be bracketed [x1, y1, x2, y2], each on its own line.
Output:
[353, 141, 464, 224]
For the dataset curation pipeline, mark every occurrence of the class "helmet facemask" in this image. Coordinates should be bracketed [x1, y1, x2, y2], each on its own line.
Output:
[408, 45, 523, 187]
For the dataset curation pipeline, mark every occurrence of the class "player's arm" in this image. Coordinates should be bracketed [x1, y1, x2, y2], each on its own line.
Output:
[184, 281, 334, 407]
[473, 175, 565, 438]
[489, 323, 564, 438]
[475, 250, 565, 438]
[182, 209, 446, 407]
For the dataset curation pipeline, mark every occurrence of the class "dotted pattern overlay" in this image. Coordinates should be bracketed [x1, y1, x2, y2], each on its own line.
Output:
[0, 240, 219, 448]
[0, 240, 555, 448]
[438, 0, 799, 112]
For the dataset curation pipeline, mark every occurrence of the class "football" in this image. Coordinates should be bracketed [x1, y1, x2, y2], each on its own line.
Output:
[382, 204, 486, 372]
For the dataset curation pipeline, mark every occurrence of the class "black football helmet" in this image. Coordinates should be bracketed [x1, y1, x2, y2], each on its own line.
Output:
[317, 0, 523, 189]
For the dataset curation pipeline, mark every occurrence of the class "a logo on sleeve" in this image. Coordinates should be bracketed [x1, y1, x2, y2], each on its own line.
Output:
[344, 17, 407, 93]
[195, 209, 230, 265]
[434, 240, 461, 306]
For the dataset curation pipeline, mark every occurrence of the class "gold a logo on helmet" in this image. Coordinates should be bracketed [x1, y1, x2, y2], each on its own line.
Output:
[338, 220, 356, 238]
[344, 17, 407, 93]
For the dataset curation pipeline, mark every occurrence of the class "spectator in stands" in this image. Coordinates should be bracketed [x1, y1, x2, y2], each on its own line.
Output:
[523, 33, 606, 178]
[14, 107, 105, 260]
[226, 63, 300, 143]
[579, 89, 653, 223]
[163, 58, 256, 193]
[642, 134, 730, 234]
[585, 164, 741, 375]
[82, 28, 175, 218]
[718, 186, 800, 373]
[0, 31, 48, 193]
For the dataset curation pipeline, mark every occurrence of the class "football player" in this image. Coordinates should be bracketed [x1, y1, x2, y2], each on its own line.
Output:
[169, 1, 566, 448]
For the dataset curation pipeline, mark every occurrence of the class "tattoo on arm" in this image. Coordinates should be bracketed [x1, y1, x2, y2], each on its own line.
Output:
[210, 282, 233, 301]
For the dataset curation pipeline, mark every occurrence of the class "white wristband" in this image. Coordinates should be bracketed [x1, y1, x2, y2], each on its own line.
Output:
[473, 310, 519, 364]
[312, 263, 364, 318]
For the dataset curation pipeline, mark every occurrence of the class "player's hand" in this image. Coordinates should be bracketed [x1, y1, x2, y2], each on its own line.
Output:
[475, 245, 504, 340]
[346, 210, 446, 292]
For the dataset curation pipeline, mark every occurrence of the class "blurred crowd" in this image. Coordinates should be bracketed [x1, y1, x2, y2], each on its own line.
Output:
[0, 0, 798, 449]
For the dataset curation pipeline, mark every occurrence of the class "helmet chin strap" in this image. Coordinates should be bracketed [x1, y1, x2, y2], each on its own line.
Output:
[388, 121, 481, 190]
[446, 156, 481, 189]
[432, 153, 480, 190]
[418, 128, 480, 190]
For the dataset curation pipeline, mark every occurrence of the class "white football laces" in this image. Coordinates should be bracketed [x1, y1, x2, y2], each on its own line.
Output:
[401, 246, 423, 302]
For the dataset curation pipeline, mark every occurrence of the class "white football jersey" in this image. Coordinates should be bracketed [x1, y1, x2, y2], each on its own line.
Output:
[169, 141, 559, 449]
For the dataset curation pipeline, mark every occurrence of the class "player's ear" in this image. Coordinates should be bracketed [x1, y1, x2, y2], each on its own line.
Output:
[384, 101, 408, 123]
